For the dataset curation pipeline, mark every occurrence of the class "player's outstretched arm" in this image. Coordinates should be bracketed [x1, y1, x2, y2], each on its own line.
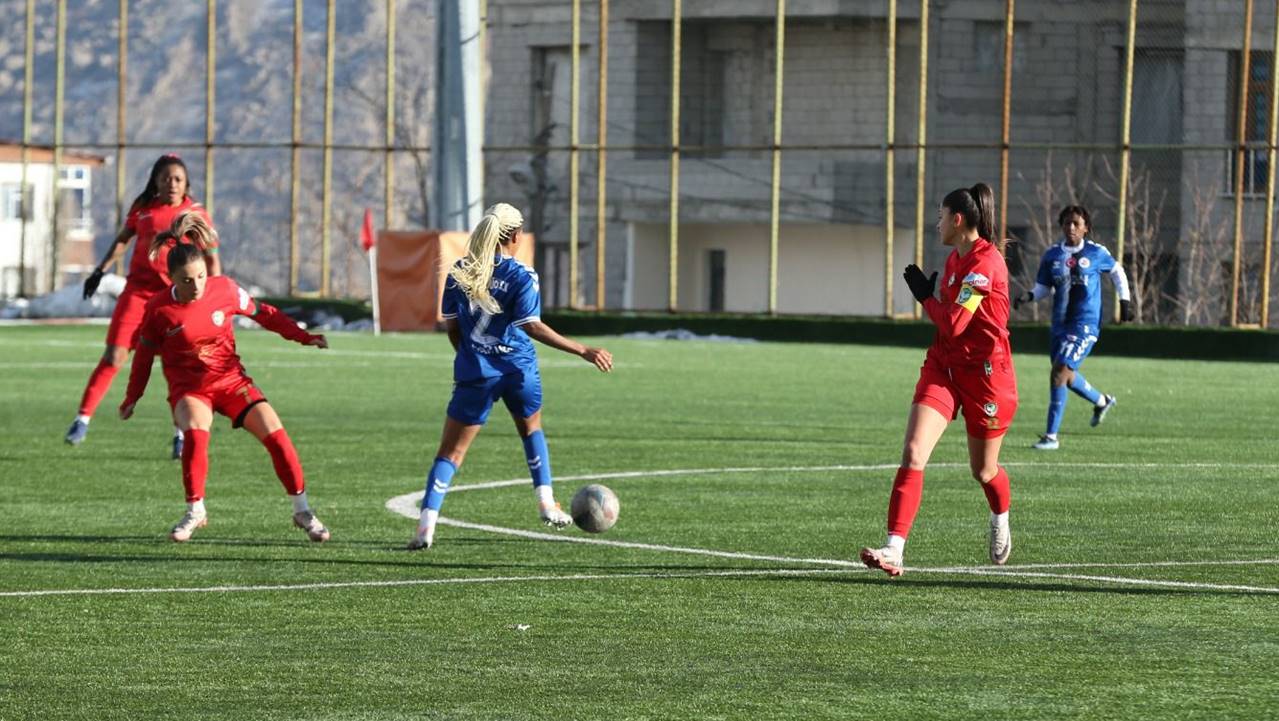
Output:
[119, 341, 157, 420]
[249, 302, 326, 348]
[521, 321, 613, 372]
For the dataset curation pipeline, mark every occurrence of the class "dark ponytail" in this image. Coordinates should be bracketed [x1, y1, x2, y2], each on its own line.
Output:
[942, 182, 1002, 255]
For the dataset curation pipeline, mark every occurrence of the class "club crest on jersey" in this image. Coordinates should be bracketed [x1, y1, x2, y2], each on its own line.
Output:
[1066, 257, 1077, 267]
[983, 402, 998, 417]
[1078, 256, 1091, 268]
[211, 310, 226, 327]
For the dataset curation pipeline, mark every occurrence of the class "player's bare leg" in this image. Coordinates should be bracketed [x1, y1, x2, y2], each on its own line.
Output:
[243, 402, 329, 542]
[969, 433, 1012, 565]
[169, 396, 214, 541]
[409, 417, 483, 550]
[861, 403, 949, 577]
[66, 344, 130, 446]
[512, 410, 571, 529]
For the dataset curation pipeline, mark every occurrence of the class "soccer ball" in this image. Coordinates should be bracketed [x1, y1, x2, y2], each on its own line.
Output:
[570, 484, 619, 533]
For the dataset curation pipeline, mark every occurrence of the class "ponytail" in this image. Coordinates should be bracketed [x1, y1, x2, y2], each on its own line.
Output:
[969, 182, 1000, 254]
[152, 211, 217, 262]
[942, 182, 1003, 255]
[449, 203, 525, 314]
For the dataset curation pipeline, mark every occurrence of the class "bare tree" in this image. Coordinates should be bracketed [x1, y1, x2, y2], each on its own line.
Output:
[1094, 157, 1168, 324]
[1170, 162, 1234, 325]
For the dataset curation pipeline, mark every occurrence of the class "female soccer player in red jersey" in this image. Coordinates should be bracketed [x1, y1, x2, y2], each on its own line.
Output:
[67, 154, 221, 458]
[860, 183, 1018, 576]
[119, 213, 331, 544]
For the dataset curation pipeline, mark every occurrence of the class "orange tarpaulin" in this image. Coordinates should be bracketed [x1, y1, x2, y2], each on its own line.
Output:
[375, 230, 536, 332]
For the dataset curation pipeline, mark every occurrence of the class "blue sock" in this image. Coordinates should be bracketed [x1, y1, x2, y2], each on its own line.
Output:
[1067, 371, 1103, 405]
[422, 457, 458, 512]
[522, 430, 553, 488]
[1046, 384, 1067, 436]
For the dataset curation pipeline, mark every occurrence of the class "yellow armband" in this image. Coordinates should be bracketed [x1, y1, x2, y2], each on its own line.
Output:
[956, 283, 985, 313]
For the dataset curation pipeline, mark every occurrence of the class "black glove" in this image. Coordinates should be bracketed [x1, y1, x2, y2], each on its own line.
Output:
[903, 264, 937, 304]
[82, 268, 104, 299]
[1012, 290, 1033, 310]
[1119, 299, 1135, 323]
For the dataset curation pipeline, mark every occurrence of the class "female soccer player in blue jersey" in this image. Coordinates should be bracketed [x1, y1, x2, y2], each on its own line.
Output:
[408, 203, 613, 550]
[1014, 205, 1133, 450]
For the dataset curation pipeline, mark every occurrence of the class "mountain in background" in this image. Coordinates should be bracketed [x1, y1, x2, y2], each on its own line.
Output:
[0, 0, 438, 296]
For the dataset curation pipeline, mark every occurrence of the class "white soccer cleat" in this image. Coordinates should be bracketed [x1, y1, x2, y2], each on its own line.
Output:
[989, 513, 1012, 565]
[292, 510, 331, 542]
[859, 545, 905, 577]
[1032, 434, 1059, 450]
[406, 528, 433, 551]
[539, 504, 573, 530]
[169, 510, 208, 543]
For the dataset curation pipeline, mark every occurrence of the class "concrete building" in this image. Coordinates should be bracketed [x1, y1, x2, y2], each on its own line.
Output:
[482, 0, 1273, 324]
[0, 144, 103, 298]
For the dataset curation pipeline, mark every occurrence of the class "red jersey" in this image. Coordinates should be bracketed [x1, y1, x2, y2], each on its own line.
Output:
[921, 238, 1013, 368]
[124, 276, 314, 403]
[125, 198, 217, 293]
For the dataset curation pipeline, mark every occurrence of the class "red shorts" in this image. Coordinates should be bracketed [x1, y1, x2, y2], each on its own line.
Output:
[171, 375, 267, 428]
[105, 286, 156, 349]
[913, 357, 1019, 439]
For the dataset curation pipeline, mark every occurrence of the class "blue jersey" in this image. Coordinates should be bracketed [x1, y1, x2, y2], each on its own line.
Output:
[1035, 239, 1117, 333]
[441, 256, 542, 382]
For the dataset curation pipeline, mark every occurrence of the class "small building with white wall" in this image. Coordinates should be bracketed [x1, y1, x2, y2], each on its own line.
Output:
[0, 143, 103, 298]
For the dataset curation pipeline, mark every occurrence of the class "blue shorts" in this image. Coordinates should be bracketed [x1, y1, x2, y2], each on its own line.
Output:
[1051, 330, 1098, 371]
[446, 370, 543, 426]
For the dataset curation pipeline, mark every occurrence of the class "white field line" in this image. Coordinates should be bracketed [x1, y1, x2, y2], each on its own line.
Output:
[440, 461, 1279, 494]
[918, 567, 1279, 594]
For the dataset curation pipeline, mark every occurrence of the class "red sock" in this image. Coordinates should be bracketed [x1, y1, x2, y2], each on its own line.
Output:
[981, 466, 1011, 514]
[181, 429, 210, 502]
[887, 467, 924, 538]
[77, 359, 120, 417]
[262, 429, 305, 496]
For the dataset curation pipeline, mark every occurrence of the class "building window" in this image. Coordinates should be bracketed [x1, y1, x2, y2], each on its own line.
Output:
[633, 21, 732, 159]
[1228, 50, 1273, 195]
[1132, 50, 1183, 144]
[1, 183, 32, 221]
[973, 21, 1027, 74]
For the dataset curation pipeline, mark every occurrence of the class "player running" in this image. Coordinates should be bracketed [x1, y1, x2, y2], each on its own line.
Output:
[1013, 205, 1133, 450]
[860, 183, 1018, 577]
[408, 203, 613, 550]
[119, 213, 331, 544]
[67, 154, 220, 459]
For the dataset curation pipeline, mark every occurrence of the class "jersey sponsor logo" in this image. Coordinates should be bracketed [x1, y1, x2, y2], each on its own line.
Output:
[983, 401, 998, 417]
[211, 310, 226, 327]
[962, 272, 990, 288]
[489, 279, 510, 292]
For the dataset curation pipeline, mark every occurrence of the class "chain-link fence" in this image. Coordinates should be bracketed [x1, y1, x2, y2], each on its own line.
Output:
[3, 0, 1276, 327]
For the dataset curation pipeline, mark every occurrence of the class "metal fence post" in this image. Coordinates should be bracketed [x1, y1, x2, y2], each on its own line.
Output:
[768, 0, 786, 315]
[884, 0, 896, 318]
[1230, 0, 1255, 326]
[596, 0, 609, 309]
[1115, 0, 1138, 322]
[668, 0, 681, 312]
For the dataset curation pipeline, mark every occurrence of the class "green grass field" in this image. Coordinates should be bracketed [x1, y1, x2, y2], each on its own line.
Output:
[2, 324, 1277, 720]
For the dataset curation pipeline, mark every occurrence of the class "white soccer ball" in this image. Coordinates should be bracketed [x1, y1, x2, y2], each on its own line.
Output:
[570, 484, 619, 534]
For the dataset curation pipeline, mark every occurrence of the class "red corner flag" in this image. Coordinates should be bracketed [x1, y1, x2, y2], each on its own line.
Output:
[360, 208, 376, 252]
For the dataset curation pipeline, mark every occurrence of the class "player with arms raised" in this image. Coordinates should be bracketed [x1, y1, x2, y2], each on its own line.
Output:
[1013, 205, 1132, 450]
[861, 183, 1018, 576]
[69, 154, 220, 458]
[408, 203, 613, 550]
[119, 213, 331, 544]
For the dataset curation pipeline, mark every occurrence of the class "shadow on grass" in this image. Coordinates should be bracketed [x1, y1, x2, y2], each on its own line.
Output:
[768, 570, 1274, 598]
